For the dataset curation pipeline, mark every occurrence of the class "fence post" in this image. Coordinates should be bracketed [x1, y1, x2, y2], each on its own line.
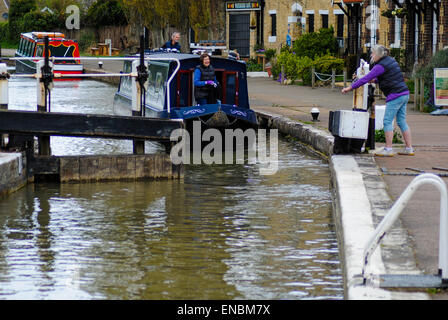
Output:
[281, 65, 285, 85]
[343, 68, 347, 88]
[331, 68, 335, 91]
[312, 67, 315, 89]
[419, 78, 425, 112]
[414, 76, 419, 111]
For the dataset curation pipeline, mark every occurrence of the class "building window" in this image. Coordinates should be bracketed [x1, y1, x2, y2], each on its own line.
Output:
[321, 14, 328, 29]
[270, 13, 277, 36]
[393, 16, 401, 48]
[337, 14, 344, 38]
[308, 14, 314, 33]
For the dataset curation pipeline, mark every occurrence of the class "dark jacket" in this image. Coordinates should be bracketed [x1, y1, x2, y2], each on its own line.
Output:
[194, 64, 216, 100]
[375, 56, 408, 97]
[162, 41, 181, 51]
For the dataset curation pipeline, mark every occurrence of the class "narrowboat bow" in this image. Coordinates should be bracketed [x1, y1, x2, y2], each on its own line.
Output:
[113, 52, 258, 130]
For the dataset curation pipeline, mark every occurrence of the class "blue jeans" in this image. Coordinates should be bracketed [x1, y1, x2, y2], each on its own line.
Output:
[383, 94, 409, 132]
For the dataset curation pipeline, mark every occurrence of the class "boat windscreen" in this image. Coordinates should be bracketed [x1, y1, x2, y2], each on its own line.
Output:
[146, 61, 170, 111]
[47, 43, 79, 63]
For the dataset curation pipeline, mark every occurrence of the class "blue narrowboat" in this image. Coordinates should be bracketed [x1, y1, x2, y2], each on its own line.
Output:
[113, 52, 258, 130]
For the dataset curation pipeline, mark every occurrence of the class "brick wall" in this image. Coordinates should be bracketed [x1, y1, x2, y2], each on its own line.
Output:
[443, 0, 448, 47]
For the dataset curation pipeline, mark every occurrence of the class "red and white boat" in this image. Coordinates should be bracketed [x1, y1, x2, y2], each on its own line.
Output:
[15, 32, 83, 78]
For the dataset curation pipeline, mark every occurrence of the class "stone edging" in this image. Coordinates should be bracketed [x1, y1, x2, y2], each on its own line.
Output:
[255, 110, 429, 300]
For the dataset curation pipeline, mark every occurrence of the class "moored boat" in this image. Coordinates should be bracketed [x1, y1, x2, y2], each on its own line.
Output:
[113, 51, 258, 131]
[14, 32, 83, 77]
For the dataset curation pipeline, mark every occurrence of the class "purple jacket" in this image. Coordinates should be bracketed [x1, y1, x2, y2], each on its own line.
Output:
[351, 64, 409, 102]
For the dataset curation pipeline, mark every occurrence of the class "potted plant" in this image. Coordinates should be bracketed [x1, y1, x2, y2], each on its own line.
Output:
[381, 9, 394, 18]
[393, 8, 407, 18]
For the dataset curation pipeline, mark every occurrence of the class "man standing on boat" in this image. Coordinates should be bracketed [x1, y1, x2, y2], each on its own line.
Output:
[194, 53, 219, 105]
[162, 32, 181, 52]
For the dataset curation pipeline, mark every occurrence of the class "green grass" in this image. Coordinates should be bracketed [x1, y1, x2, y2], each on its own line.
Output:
[0, 40, 18, 49]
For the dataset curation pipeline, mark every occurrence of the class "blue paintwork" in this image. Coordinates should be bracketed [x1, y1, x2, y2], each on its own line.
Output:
[113, 51, 258, 128]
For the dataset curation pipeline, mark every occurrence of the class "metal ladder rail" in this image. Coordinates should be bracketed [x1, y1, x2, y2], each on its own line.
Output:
[362, 173, 448, 282]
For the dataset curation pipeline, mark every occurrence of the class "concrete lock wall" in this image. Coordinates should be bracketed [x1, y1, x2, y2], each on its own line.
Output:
[0, 152, 28, 197]
[255, 110, 429, 300]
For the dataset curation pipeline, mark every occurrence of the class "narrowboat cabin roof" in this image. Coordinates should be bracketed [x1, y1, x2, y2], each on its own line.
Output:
[124, 51, 250, 110]
[114, 51, 257, 128]
[21, 31, 69, 42]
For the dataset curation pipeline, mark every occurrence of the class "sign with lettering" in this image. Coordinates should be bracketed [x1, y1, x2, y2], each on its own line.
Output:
[226, 2, 260, 11]
[434, 68, 448, 107]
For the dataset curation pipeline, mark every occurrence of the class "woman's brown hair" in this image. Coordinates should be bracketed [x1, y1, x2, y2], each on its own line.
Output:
[199, 53, 210, 64]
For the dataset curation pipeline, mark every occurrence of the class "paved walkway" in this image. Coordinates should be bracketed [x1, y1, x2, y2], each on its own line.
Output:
[247, 77, 448, 299]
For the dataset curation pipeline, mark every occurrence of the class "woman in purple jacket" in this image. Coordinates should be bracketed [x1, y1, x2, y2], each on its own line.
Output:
[342, 45, 414, 157]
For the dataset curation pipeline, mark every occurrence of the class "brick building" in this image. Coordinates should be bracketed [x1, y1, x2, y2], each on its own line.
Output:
[224, 0, 447, 72]
[0, 0, 8, 22]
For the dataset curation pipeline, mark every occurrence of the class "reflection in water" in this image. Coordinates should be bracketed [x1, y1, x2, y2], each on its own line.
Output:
[0, 141, 342, 299]
[0, 79, 342, 299]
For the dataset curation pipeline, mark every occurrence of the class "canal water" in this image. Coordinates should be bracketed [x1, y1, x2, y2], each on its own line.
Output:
[0, 79, 343, 299]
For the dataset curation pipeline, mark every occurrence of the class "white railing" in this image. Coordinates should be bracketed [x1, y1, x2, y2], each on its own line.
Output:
[1, 56, 181, 114]
[362, 173, 448, 282]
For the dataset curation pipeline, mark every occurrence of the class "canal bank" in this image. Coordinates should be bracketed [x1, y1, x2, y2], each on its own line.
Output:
[255, 109, 429, 299]
[0, 152, 28, 197]
[248, 76, 448, 300]
[1, 52, 446, 299]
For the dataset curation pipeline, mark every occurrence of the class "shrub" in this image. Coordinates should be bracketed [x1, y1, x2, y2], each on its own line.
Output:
[405, 79, 414, 94]
[276, 50, 299, 81]
[415, 49, 448, 108]
[0, 22, 8, 43]
[8, 0, 37, 41]
[246, 59, 263, 72]
[271, 62, 281, 80]
[415, 49, 448, 86]
[292, 27, 338, 59]
[296, 56, 314, 85]
[86, 0, 127, 28]
[375, 129, 403, 144]
[265, 48, 276, 62]
[313, 54, 344, 74]
[22, 10, 62, 32]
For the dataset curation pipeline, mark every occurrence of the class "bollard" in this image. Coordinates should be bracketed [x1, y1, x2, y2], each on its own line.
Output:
[36, 60, 47, 112]
[0, 63, 8, 149]
[0, 63, 8, 110]
[36, 45, 54, 156]
[131, 41, 148, 155]
[331, 68, 335, 91]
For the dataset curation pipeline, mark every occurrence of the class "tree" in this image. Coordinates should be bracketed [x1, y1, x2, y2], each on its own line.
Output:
[86, 0, 127, 27]
[8, 0, 37, 40]
[122, 0, 210, 46]
[189, 0, 210, 42]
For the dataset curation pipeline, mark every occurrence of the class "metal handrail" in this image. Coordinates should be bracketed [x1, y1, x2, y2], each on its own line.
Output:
[3, 56, 181, 114]
[362, 173, 448, 282]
